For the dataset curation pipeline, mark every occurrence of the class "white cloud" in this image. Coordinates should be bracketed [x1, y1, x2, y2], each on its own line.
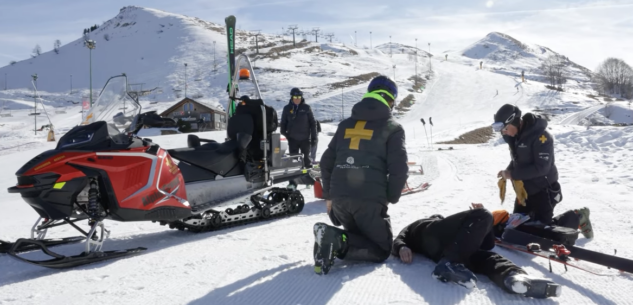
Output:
[486, 1, 494, 8]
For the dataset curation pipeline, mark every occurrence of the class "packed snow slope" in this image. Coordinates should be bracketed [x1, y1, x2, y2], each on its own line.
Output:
[1, 126, 632, 305]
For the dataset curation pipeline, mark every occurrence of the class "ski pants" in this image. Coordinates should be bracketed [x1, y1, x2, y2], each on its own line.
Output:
[417, 209, 524, 293]
[288, 138, 311, 168]
[310, 142, 318, 164]
[513, 188, 554, 224]
[513, 188, 579, 228]
[331, 197, 393, 263]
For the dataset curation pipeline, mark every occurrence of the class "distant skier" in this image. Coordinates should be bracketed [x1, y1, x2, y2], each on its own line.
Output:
[280, 88, 317, 168]
[521, 70, 525, 82]
[445, 54, 448, 61]
[393, 204, 561, 299]
[492, 104, 592, 238]
[480, 61, 483, 69]
[313, 75, 408, 275]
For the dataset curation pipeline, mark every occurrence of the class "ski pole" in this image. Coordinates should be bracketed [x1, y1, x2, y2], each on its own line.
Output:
[420, 118, 430, 149]
[429, 117, 433, 150]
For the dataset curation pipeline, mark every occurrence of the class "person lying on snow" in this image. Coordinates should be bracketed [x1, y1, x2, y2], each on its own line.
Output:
[392, 204, 562, 299]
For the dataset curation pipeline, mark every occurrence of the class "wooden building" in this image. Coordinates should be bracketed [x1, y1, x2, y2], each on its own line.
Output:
[159, 98, 227, 132]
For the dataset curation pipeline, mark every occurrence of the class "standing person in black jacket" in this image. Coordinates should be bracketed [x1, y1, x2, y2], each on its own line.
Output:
[312, 75, 409, 275]
[392, 205, 561, 299]
[280, 88, 317, 168]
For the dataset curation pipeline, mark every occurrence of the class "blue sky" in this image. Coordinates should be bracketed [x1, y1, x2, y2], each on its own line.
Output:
[1, 0, 632, 69]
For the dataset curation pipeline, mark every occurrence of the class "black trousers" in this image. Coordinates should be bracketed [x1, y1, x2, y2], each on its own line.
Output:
[288, 138, 311, 168]
[513, 188, 554, 224]
[513, 189, 579, 228]
[421, 209, 524, 293]
[331, 198, 392, 263]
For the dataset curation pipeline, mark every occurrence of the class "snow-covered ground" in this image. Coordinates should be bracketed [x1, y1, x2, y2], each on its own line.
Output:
[1, 6, 633, 305]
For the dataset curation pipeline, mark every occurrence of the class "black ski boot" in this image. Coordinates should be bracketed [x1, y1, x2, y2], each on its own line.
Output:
[432, 258, 478, 289]
[504, 271, 561, 298]
[313, 222, 347, 275]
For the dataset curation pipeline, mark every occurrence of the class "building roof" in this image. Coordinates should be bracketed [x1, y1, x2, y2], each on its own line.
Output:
[159, 97, 226, 117]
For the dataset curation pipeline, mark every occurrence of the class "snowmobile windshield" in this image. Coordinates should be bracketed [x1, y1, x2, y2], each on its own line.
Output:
[82, 75, 141, 135]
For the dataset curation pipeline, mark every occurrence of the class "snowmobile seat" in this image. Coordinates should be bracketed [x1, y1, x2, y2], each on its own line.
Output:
[169, 113, 254, 176]
[187, 134, 218, 148]
[169, 139, 243, 177]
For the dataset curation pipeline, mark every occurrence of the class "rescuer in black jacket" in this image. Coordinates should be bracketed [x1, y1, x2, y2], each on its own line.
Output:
[280, 88, 317, 168]
[493, 104, 560, 224]
[312, 75, 409, 275]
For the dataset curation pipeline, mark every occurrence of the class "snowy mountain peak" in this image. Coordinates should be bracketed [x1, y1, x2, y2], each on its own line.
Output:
[461, 32, 536, 61]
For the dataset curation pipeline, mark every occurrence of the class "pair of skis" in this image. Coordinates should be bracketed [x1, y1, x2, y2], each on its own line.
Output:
[496, 228, 633, 276]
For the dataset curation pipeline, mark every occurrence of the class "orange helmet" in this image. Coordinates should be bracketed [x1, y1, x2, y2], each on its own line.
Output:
[239, 68, 250, 80]
[492, 209, 510, 226]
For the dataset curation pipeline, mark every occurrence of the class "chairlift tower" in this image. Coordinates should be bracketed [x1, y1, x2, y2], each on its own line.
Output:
[287, 25, 299, 46]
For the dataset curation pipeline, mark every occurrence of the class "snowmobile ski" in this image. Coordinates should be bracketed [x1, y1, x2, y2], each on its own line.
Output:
[0, 236, 85, 254]
[8, 237, 146, 269]
[502, 228, 633, 274]
[495, 238, 611, 276]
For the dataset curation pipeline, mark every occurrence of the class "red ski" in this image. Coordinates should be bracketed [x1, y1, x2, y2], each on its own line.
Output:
[402, 182, 431, 195]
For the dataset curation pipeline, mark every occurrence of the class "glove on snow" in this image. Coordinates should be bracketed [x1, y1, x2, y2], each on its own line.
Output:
[498, 178, 507, 204]
[512, 180, 528, 206]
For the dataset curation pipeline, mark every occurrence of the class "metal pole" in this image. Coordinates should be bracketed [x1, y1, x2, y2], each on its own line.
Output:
[341, 87, 344, 120]
[390, 36, 392, 57]
[89, 48, 92, 106]
[70, 75, 72, 94]
[370, 31, 372, 49]
[4, 73, 6, 90]
[428, 42, 432, 72]
[213, 41, 216, 72]
[355, 31, 357, 47]
[184, 63, 188, 98]
[415, 39, 418, 88]
[32, 75, 37, 135]
[84, 40, 96, 106]
[255, 35, 259, 54]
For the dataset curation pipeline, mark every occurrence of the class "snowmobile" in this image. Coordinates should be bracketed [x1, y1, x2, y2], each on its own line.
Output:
[2, 74, 311, 269]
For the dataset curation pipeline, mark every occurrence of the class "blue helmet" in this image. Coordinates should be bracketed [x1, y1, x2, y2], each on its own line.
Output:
[368, 75, 397, 100]
[290, 87, 303, 96]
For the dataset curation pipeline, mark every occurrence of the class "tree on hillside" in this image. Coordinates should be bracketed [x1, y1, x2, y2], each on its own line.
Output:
[54, 39, 61, 54]
[540, 54, 567, 89]
[594, 58, 633, 99]
[32, 44, 42, 57]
